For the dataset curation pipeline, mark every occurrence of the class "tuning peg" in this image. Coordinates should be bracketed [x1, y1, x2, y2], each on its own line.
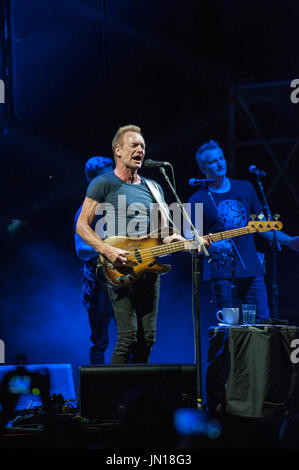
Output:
[258, 213, 264, 220]
[250, 214, 257, 221]
[273, 214, 280, 221]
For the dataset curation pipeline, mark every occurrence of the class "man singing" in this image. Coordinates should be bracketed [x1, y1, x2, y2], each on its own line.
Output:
[76, 124, 207, 364]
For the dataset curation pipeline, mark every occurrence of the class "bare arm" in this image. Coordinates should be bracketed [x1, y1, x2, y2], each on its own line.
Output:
[76, 196, 130, 266]
[260, 231, 299, 251]
[255, 213, 299, 251]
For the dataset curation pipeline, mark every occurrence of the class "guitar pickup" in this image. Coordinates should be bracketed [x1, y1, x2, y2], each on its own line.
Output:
[134, 249, 142, 264]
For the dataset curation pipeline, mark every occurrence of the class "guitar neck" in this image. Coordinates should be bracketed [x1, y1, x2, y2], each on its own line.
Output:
[207, 226, 252, 242]
[150, 225, 264, 257]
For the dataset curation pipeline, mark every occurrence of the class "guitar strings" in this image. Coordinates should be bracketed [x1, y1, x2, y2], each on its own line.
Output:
[124, 228, 246, 259]
[124, 240, 192, 263]
[124, 230, 237, 263]
[122, 225, 270, 264]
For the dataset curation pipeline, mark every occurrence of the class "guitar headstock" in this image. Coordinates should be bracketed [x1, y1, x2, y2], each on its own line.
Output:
[247, 218, 283, 232]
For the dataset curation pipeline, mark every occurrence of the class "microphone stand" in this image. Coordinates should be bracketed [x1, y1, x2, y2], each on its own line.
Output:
[254, 174, 281, 321]
[159, 166, 210, 411]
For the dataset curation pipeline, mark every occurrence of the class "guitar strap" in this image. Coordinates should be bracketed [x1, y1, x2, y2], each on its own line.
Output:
[143, 177, 177, 231]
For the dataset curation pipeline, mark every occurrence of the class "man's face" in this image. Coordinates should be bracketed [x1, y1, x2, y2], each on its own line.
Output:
[115, 131, 146, 170]
[202, 147, 227, 179]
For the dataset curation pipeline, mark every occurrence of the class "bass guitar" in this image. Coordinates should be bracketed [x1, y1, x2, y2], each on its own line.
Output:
[98, 219, 283, 287]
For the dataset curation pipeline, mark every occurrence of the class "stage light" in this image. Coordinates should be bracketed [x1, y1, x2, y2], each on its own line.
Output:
[174, 408, 221, 439]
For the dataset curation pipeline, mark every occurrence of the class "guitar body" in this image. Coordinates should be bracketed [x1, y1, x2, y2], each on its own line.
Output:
[99, 234, 171, 287]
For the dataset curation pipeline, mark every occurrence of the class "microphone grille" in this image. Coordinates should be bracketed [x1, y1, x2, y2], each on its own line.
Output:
[143, 159, 153, 167]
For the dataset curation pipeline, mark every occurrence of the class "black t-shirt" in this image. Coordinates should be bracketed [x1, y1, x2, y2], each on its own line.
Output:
[188, 179, 264, 280]
[86, 171, 163, 238]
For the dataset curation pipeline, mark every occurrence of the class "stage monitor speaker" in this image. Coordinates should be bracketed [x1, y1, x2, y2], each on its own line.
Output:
[79, 363, 196, 420]
[0, 363, 76, 411]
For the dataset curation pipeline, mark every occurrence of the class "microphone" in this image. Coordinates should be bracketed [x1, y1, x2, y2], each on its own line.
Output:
[189, 178, 215, 187]
[143, 159, 171, 168]
[249, 165, 267, 177]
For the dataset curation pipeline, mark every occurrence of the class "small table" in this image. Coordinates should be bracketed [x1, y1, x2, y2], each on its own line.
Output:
[206, 325, 299, 418]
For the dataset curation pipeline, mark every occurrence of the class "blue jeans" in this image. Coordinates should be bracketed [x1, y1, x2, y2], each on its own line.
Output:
[81, 261, 113, 364]
[210, 276, 270, 319]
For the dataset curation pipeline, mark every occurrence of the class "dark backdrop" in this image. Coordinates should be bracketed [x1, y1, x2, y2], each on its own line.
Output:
[0, 0, 298, 392]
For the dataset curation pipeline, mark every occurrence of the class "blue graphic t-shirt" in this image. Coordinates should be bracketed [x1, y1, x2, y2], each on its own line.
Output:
[188, 179, 264, 280]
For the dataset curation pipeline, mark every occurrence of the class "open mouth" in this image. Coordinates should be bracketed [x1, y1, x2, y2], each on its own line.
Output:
[132, 156, 143, 163]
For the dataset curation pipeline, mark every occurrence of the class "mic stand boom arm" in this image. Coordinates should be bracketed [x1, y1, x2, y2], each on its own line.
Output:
[159, 166, 209, 411]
